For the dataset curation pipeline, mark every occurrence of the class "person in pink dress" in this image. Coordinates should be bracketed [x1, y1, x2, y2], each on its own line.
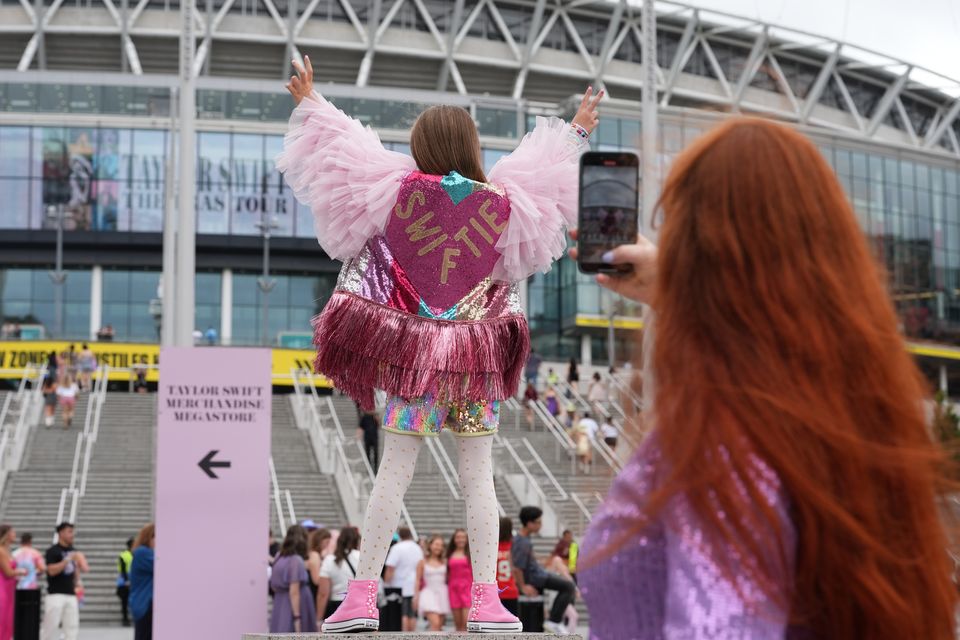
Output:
[446, 529, 473, 631]
[0, 525, 28, 640]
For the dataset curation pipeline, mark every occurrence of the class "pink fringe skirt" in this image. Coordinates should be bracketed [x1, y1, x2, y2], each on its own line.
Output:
[313, 292, 530, 410]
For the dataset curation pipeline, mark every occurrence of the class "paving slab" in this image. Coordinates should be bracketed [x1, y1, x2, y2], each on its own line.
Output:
[243, 634, 582, 639]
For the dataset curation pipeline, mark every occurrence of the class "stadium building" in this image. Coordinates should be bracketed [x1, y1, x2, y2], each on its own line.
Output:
[1, 0, 960, 388]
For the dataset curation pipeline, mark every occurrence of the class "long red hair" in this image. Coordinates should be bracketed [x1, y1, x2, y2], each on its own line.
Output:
[645, 118, 956, 637]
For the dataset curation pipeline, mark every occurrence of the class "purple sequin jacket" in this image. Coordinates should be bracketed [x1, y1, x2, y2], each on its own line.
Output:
[578, 438, 798, 640]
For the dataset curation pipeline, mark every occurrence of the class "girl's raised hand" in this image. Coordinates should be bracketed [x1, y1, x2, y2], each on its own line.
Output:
[572, 86, 604, 134]
[286, 55, 314, 105]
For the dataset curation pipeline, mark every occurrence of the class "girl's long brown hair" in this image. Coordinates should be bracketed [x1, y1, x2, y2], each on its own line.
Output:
[308, 527, 331, 556]
[645, 117, 956, 637]
[410, 105, 486, 183]
[334, 526, 360, 565]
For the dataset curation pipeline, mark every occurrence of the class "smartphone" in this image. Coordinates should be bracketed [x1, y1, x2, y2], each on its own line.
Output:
[577, 151, 640, 274]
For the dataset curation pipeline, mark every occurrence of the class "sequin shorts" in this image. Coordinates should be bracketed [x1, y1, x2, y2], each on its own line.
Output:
[383, 393, 500, 437]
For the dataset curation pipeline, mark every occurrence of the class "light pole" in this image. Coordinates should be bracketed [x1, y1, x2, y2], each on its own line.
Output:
[641, 0, 658, 229]
[255, 214, 279, 346]
[46, 205, 68, 339]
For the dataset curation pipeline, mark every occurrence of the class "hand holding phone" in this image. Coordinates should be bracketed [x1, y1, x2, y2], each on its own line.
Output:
[576, 152, 640, 274]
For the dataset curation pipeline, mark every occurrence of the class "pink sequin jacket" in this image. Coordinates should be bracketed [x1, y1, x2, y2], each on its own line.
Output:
[277, 92, 587, 409]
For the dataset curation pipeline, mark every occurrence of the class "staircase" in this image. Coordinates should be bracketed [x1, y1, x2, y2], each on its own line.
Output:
[74, 392, 156, 624]
[271, 396, 346, 531]
[0, 393, 92, 549]
[1, 389, 351, 628]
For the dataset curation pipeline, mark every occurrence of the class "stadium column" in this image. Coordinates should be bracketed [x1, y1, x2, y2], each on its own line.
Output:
[175, 0, 197, 347]
[89, 266, 102, 341]
[161, 87, 178, 347]
[221, 268, 233, 346]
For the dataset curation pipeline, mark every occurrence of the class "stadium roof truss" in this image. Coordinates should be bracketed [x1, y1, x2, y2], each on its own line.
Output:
[2, 0, 959, 157]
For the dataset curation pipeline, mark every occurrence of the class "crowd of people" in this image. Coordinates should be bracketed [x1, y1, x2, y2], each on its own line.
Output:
[267, 507, 583, 634]
[39, 345, 98, 428]
[521, 362, 622, 473]
[0, 521, 155, 640]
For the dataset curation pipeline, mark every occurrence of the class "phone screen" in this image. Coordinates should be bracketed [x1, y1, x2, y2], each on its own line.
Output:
[577, 152, 640, 273]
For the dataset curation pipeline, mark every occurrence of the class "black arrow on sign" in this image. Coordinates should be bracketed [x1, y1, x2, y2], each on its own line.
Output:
[199, 450, 231, 479]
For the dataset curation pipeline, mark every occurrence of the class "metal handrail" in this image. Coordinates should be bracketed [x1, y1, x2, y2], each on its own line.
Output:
[91, 365, 108, 441]
[0, 433, 9, 498]
[78, 366, 108, 497]
[591, 436, 622, 473]
[554, 381, 590, 414]
[500, 437, 549, 505]
[268, 457, 287, 538]
[53, 488, 75, 542]
[532, 400, 576, 450]
[68, 433, 84, 493]
[78, 436, 93, 497]
[290, 368, 309, 428]
[605, 371, 643, 412]
[609, 417, 639, 451]
[0, 393, 13, 431]
[68, 489, 79, 523]
[570, 493, 593, 523]
[284, 489, 297, 525]
[332, 438, 360, 503]
[521, 437, 568, 500]
[7, 365, 45, 472]
[425, 438, 461, 501]
[324, 396, 347, 440]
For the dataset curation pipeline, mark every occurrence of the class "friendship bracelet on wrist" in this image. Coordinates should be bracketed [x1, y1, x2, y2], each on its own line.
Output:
[571, 122, 591, 140]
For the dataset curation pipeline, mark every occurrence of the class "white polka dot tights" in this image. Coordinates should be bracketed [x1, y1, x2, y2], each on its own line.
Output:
[355, 432, 498, 583]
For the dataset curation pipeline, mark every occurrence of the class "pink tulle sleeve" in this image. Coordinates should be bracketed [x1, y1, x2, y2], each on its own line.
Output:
[487, 116, 588, 282]
[276, 91, 417, 261]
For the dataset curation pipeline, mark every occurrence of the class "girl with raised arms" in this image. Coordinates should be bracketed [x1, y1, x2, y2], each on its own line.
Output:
[277, 55, 601, 633]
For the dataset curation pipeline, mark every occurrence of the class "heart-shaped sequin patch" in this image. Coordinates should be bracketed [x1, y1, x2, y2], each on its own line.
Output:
[385, 173, 510, 313]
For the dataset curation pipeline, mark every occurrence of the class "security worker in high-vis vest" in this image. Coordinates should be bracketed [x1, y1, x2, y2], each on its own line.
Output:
[116, 537, 134, 626]
[568, 540, 579, 582]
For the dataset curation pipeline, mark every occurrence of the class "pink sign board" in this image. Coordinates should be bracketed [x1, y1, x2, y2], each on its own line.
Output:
[155, 347, 271, 639]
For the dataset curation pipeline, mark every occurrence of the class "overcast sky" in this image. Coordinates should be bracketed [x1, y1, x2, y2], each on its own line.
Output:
[656, 0, 960, 91]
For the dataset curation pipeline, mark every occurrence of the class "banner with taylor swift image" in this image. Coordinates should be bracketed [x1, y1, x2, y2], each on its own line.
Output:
[41, 128, 120, 231]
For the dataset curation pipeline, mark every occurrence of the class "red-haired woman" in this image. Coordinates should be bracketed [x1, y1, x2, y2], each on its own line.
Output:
[574, 118, 957, 639]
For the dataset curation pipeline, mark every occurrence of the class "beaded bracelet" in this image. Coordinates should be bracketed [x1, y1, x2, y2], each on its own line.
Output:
[571, 122, 590, 140]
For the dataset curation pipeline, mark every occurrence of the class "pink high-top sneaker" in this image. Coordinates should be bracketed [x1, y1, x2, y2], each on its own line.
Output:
[466, 582, 523, 633]
[321, 579, 379, 633]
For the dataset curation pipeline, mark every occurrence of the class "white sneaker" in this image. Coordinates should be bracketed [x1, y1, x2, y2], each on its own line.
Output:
[544, 620, 569, 635]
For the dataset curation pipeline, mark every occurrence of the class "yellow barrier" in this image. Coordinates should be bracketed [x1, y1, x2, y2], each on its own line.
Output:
[0, 341, 331, 387]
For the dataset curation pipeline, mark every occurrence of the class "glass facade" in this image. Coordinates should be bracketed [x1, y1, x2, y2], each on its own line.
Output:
[1, 83, 171, 117]
[2, 86, 960, 356]
[230, 272, 337, 346]
[195, 272, 223, 341]
[0, 268, 91, 340]
[102, 269, 161, 341]
[0, 125, 167, 232]
[528, 114, 960, 363]
[0, 126, 506, 237]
